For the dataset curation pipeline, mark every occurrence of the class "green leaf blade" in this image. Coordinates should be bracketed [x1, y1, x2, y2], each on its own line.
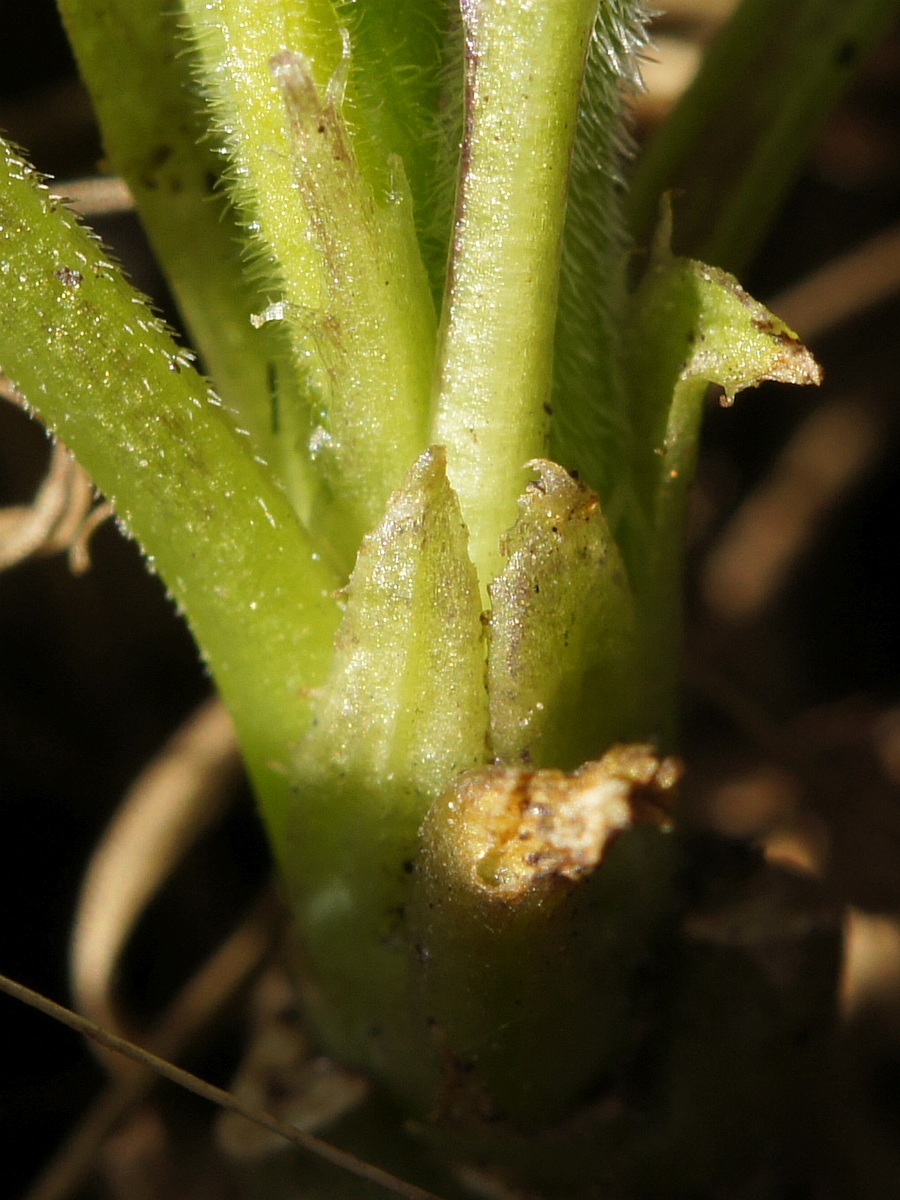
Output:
[624, 237, 822, 739]
[288, 447, 488, 1104]
[182, 0, 437, 568]
[488, 460, 638, 768]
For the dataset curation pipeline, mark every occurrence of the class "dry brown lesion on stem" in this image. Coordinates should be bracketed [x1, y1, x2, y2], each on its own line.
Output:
[435, 745, 680, 900]
[411, 746, 685, 1129]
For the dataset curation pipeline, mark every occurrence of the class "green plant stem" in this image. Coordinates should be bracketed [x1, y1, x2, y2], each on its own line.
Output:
[55, 0, 287, 468]
[0, 139, 340, 857]
[289, 448, 488, 1109]
[182, 0, 436, 568]
[623, 236, 822, 741]
[551, 3, 649, 546]
[432, 0, 599, 592]
[413, 751, 682, 1127]
[627, 0, 900, 273]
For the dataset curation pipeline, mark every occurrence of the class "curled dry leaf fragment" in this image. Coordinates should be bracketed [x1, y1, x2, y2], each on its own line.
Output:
[0, 433, 111, 574]
[440, 745, 680, 900]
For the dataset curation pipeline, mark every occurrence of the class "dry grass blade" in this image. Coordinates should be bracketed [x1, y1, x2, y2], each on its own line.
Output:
[638, 35, 704, 126]
[701, 396, 884, 623]
[217, 967, 369, 1162]
[25, 890, 284, 1200]
[0, 973, 445, 1200]
[0, 435, 109, 574]
[53, 176, 135, 218]
[634, 0, 738, 128]
[70, 697, 243, 1058]
[841, 908, 900, 1028]
[772, 222, 900, 342]
[0, 380, 113, 574]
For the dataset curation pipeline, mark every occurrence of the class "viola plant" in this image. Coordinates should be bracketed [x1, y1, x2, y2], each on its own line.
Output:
[0, 0, 894, 1195]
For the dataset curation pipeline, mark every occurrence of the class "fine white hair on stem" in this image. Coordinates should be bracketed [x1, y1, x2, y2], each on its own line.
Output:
[551, 2, 653, 541]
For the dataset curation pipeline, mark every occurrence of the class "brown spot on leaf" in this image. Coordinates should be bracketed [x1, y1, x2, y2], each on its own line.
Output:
[54, 266, 83, 288]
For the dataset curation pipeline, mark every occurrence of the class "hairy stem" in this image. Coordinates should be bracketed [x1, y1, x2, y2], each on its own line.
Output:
[56, 0, 289, 472]
[432, 0, 599, 592]
[289, 448, 488, 1108]
[551, 4, 650, 558]
[182, 0, 437, 568]
[0, 140, 341, 856]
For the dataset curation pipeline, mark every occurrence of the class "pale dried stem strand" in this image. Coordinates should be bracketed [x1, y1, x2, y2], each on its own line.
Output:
[1, 382, 113, 573]
[53, 176, 135, 218]
[0, 439, 111, 574]
[25, 890, 283, 1200]
[702, 396, 883, 622]
[0, 971, 443, 1200]
[70, 696, 242, 1062]
[772, 221, 900, 342]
